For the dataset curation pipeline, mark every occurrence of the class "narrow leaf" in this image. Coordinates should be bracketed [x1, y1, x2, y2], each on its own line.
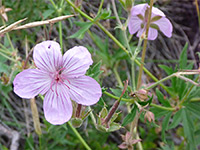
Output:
[168, 109, 183, 129]
[122, 105, 137, 126]
[156, 88, 171, 107]
[179, 43, 188, 69]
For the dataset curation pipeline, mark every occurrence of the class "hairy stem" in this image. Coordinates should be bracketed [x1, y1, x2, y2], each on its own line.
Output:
[137, 0, 154, 90]
[68, 122, 92, 150]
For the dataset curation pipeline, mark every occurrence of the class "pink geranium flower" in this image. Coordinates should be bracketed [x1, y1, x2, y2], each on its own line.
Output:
[128, 3, 173, 40]
[13, 41, 102, 125]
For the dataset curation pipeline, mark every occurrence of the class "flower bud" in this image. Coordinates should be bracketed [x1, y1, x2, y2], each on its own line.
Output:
[125, 0, 133, 13]
[71, 118, 83, 128]
[144, 111, 155, 123]
[130, 89, 150, 101]
[96, 106, 121, 132]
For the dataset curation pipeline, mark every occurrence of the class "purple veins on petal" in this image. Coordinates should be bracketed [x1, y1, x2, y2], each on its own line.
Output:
[13, 40, 102, 125]
[128, 3, 173, 40]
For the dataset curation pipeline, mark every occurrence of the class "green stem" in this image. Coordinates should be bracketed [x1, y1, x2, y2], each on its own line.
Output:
[113, 62, 123, 87]
[146, 73, 175, 90]
[103, 91, 135, 102]
[0, 51, 16, 62]
[97, 0, 104, 15]
[49, 0, 63, 53]
[137, 0, 154, 90]
[131, 38, 143, 91]
[39, 135, 42, 150]
[179, 76, 199, 105]
[60, 0, 65, 7]
[68, 122, 92, 150]
[131, 59, 136, 91]
[0, 48, 13, 55]
[49, 0, 57, 9]
[88, 106, 96, 125]
[58, 21, 63, 53]
[190, 97, 200, 102]
[1, 19, 15, 52]
[195, 0, 200, 30]
[150, 103, 175, 111]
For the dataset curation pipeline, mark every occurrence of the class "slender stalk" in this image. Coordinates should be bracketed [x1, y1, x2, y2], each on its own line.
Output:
[88, 106, 97, 125]
[111, 0, 122, 27]
[137, 0, 154, 90]
[150, 103, 175, 111]
[68, 122, 92, 150]
[131, 59, 136, 91]
[0, 51, 16, 62]
[39, 135, 42, 150]
[195, 0, 200, 30]
[103, 91, 135, 102]
[97, 0, 105, 15]
[49, 0, 64, 53]
[131, 38, 143, 91]
[0, 48, 13, 55]
[49, 0, 57, 9]
[190, 97, 200, 102]
[58, 21, 63, 53]
[179, 76, 199, 105]
[113, 62, 123, 87]
[1, 18, 15, 52]
[146, 73, 175, 90]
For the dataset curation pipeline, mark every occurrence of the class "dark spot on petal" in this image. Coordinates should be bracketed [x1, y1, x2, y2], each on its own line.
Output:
[48, 45, 51, 49]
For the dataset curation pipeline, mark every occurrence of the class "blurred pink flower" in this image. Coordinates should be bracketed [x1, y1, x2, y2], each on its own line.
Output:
[128, 3, 173, 40]
[13, 41, 102, 125]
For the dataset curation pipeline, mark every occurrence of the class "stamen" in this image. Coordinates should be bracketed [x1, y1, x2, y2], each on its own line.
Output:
[48, 45, 51, 49]
[57, 67, 65, 73]
[55, 82, 58, 96]
[60, 80, 70, 89]
[50, 79, 54, 92]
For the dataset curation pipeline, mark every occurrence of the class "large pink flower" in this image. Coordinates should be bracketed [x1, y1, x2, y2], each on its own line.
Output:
[128, 3, 173, 40]
[13, 41, 102, 125]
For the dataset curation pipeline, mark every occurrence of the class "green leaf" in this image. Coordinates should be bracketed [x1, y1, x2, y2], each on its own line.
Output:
[108, 122, 121, 132]
[156, 88, 171, 107]
[100, 9, 112, 20]
[42, 9, 55, 19]
[88, 61, 103, 80]
[182, 108, 196, 148]
[159, 65, 174, 76]
[110, 88, 122, 97]
[168, 109, 183, 129]
[179, 43, 188, 69]
[150, 107, 169, 119]
[186, 102, 200, 119]
[194, 129, 200, 145]
[161, 112, 172, 142]
[69, 22, 93, 39]
[122, 105, 137, 126]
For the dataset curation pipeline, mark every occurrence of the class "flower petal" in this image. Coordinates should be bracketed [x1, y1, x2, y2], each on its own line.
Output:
[128, 15, 143, 35]
[147, 27, 158, 40]
[152, 6, 165, 17]
[131, 4, 148, 16]
[13, 69, 51, 99]
[33, 41, 62, 72]
[153, 17, 173, 38]
[66, 76, 102, 106]
[62, 46, 93, 78]
[43, 84, 72, 125]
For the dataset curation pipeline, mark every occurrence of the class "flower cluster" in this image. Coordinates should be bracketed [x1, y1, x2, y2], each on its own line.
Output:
[128, 3, 173, 40]
[13, 41, 102, 125]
